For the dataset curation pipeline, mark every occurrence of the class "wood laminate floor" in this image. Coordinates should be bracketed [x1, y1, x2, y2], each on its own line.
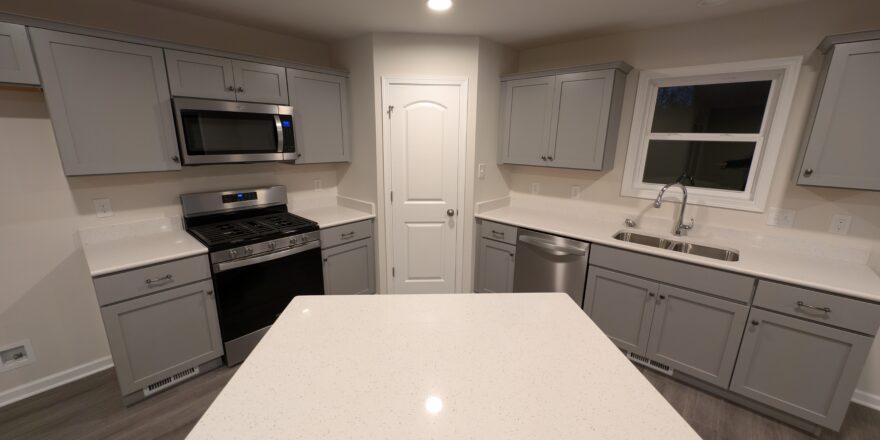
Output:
[0, 364, 878, 439]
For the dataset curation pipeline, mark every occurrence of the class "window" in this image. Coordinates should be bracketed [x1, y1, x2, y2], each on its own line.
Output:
[621, 58, 802, 212]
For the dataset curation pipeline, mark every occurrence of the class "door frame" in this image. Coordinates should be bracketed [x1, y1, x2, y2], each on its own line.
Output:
[380, 76, 469, 294]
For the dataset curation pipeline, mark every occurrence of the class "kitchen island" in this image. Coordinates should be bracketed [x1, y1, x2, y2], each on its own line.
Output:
[187, 293, 699, 439]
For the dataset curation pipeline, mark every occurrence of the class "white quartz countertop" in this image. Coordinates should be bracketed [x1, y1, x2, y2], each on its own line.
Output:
[188, 293, 699, 440]
[477, 204, 880, 303]
[79, 218, 207, 277]
[291, 204, 375, 229]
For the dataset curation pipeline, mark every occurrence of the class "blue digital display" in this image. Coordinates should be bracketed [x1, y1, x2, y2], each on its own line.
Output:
[281, 120, 292, 128]
[237, 193, 244, 199]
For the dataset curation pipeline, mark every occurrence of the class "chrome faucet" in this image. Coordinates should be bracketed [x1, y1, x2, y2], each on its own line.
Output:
[654, 182, 694, 236]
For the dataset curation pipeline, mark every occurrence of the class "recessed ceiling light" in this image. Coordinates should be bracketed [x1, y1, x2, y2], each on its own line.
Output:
[427, 0, 453, 12]
[697, 0, 728, 6]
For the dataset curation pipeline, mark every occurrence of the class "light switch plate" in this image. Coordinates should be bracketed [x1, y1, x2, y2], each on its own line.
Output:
[830, 214, 852, 235]
[766, 207, 795, 228]
[93, 198, 113, 218]
[477, 163, 486, 180]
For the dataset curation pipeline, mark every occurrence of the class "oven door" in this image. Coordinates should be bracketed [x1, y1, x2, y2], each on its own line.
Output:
[211, 241, 324, 362]
[174, 98, 296, 165]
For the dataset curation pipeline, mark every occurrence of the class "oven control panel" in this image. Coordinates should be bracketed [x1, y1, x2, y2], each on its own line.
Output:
[222, 191, 258, 204]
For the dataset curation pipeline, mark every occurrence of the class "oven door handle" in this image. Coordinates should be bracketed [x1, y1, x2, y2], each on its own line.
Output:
[215, 241, 320, 273]
[274, 114, 284, 153]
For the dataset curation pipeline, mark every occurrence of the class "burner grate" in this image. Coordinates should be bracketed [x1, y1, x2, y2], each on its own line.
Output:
[187, 212, 315, 246]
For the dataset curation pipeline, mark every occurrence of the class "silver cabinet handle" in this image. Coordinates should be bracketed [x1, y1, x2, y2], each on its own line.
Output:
[518, 235, 587, 256]
[547, 155, 554, 161]
[145, 274, 173, 286]
[491, 230, 505, 238]
[797, 301, 830, 313]
[237, 86, 244, 93]
[659, 294, 666, 300]
[751, 320, 759, 326]
[341, 231, 355, 239]
[540, 155, 547, 161]
[803, 168, 813, 177]
[648, 292, 655, 297]
[226, 85, 235, 91]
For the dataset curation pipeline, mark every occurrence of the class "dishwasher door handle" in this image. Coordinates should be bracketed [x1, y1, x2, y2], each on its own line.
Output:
[518, 235, 587, 256]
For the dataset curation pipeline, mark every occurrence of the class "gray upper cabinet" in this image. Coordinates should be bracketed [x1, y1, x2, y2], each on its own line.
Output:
[287, 69, 350, 163]
[499, 75, 556, 167]
[797, 37, 880, 190]
[232, 60, 288, 105]
[100, 279, 223, 396]
[322, 236, 375, 295]
[730, 308, 873, 430]
[164, 50, 236, 101]
[646, 284, 748, 388]
[29, 29, 181, 175]
[499, 63, 629, 171]
[165, 49, 288, 104]
[584, 266, 658, 356]
[0, 22, 39, 85]
[475, 238, 516, 293]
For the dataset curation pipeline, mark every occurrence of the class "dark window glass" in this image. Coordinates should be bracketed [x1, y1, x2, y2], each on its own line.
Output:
[651, 81, 772, 134]
[642, 140, 756, 191]
[182, 110, 278, 155]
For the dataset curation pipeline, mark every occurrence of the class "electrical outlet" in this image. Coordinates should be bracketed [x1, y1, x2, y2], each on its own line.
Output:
[313, 179, 322, 191]
[766, 207, 795, 228]
[0, 340, 35, 372]
[830, 214, 852, 235]
[530, 182, 540, 194]
[477, 163, 486, 180]
[93, 198, 113, 218]
[570, 185, 581, 199]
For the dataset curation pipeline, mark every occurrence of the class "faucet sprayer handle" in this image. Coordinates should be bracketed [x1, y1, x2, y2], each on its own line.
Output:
[680, 218, 695, 230]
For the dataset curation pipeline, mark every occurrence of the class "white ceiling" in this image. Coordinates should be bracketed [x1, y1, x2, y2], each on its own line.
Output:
[137, 0, 808, 48]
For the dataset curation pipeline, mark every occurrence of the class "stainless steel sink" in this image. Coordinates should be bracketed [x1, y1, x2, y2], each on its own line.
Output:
[613, 231, 740, 262]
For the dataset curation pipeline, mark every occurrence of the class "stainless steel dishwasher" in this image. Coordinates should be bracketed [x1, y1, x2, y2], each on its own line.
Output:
[512, 229, 590, 306]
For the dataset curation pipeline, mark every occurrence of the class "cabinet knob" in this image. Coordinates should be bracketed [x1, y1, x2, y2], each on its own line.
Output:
[803, 168, 813, 177]
[658, 294, 666, 300]
[547, 155, 554, 161]
[323, 258, 328, 263]
[236, 86, 245, 93]
[171, 155, 180, 163]
[226, 85, 235, 92]
[207, 290, 214, 296]
[648, 292, 655, 297]
[751, 320, 759, 326]
[541, 155, 547, 161]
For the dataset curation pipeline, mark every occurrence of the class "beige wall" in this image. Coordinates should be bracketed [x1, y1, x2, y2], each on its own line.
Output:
[0, 0, 329, 65]
[514, 0, 880, 400]
[0, 4, 334, 398]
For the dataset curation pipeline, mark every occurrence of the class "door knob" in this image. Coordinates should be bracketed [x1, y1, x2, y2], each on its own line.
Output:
[446, 209, 455, 217]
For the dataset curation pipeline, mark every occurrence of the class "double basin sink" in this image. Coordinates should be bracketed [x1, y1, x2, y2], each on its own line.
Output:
[613, 231, 740, 262]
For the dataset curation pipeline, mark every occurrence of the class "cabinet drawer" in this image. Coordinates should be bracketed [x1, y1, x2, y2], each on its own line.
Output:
[754, 281, 880, 335]
[480, 220, 517, 245]
[93, 255, 211, 306]
[590, 245, 755, 304]
[320, 220, 373, 249]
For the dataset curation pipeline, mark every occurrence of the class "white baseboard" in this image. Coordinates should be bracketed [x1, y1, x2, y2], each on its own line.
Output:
[0, 356, 113, 409]
[852, 388, 880, 412]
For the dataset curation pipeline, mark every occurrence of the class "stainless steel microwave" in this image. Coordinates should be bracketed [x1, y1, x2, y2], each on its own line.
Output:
[172, 98, 297, 165]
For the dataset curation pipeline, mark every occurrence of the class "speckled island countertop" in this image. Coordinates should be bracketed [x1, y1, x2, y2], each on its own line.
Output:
[187, 293, 700, 439]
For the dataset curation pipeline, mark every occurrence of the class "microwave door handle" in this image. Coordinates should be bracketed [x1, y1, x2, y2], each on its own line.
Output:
[274, 114, 284, 153]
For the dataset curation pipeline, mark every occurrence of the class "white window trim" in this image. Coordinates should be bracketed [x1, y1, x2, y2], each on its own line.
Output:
[620, 57, 802, 212]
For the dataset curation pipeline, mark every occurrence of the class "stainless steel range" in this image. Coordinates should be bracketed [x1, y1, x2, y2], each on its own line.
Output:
[180, 185, 323, 365]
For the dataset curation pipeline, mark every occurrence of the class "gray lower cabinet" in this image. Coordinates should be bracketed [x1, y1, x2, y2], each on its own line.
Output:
[322, 236, 375, 295]
[0, 22, 39, 85]
[288, 69, 351, 163]
[730, 308, 873, 430]
[320, 220, 375, 295]
[584, 266, 658, 355]
[99, 279, 223, 399]
[646, 284, 748, 388]
[475, 238, 515, 293]
[29, 29, 181, 175]
[797, 35, 880, 190]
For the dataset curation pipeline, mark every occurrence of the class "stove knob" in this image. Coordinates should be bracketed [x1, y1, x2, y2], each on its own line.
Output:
[268, 242, 276, 250]
[289, 237, 296, 245]
[229, 249, 237, 258]
[245, 246, 253, 255]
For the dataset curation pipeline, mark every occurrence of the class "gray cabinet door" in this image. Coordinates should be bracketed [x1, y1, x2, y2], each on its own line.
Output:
[645, 284, 749, 388]
[164, 50, 236, 100]
[546, 70, 615, 170]
[0, 22, 39, 85]
[476, 238, 516, 293]
[730, 308, 873, 430]
[798, 39, 880, 190]
[287, 69, 350, 163]
[100, 280, 223, 396]
[499, 76, 555, 166]
[232, 60, 288, 105]
[584, 266, 658, 356]
[322, 237, 375, 295]
[29, 29, 181, 175]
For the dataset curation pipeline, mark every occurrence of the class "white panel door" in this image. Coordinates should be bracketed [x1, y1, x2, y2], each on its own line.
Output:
[386, 80, 465, 294]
